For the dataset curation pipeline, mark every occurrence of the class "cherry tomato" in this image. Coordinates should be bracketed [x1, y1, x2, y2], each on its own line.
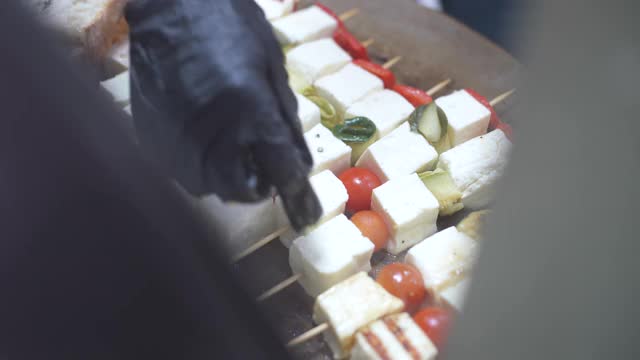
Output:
[465, 88, 501, 130]
[391, 84, 432, 107]
[413, 307, 453, 351]
[351, 210, 389, 251]
[376, 263, 426, 312]
[353, 59, 396, 88]
[338, 167, 382, 213]
[333, 26, 369, 60]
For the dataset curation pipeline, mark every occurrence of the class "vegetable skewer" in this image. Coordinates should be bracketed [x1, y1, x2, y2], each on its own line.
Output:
[231, 78, 456, 264]
[255, 89, 515, 302]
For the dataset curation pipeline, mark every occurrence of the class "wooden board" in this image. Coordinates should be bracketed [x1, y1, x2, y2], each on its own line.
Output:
[233, 1, 522, 359]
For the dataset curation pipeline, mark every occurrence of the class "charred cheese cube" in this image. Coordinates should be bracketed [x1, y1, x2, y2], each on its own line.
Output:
[351, 313, 438, 360]
[313, 272, 404, 359]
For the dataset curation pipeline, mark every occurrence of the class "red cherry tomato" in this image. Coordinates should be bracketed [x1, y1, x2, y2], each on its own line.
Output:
[353, 59, 396, 88]
[333, 26, 369, 60]
[376, 263, 427, 313]
[391, 84, 432, 107]
[338, 167, 382, 213]
[351, 210, 389, 251]
[413, 307, 453, 351]
[314, 2, 344, 28]
[465, 88, 501, 130]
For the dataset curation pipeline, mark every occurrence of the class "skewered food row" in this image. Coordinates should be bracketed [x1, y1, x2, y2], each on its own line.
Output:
[92, 2, 515, 358]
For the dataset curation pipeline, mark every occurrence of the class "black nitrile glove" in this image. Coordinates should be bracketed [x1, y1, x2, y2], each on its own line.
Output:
[126, 0, 321, 231]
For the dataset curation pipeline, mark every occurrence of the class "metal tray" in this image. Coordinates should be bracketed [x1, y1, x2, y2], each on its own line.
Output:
[232, 1, 522, 358]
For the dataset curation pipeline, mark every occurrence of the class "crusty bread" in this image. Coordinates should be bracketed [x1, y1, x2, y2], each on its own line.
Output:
[24, 0, 128, 60]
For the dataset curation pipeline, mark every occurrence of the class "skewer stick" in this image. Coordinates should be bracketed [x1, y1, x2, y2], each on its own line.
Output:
[425, 78, 452, 96]
[257, 274, 301, 302]
[489, 88, 516, 107]
[361, 38, 375, 48]
[382, 56, 402, 69]
[338, 8, 360, 22]
[231, 226, 288, 263]
[287, 323, 330, 347]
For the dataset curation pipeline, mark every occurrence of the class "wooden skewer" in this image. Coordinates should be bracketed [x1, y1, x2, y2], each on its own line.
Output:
[382, 56, 402, 70]
[230, 226, 288, 263]
[338, 8, 360, 22]
[489, 88, 516, 107]
[287, 323, 330, 347]
[425, 78, 452, 96]
[257, 273, 301, 302]
[361, 38, 375, 48]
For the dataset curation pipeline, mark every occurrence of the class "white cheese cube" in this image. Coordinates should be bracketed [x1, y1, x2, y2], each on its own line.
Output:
[272, 5, 337, 45]
[255, 0, 295, 21]
[352, 313, 438, 360]
[439, 277, 471, 312]
[105, 38, 129, 76]
[435, 90, 491, 146]
[356, 123, 438, 182]
[200, 196, 279, 256]
[315, 63, 384, 116]
[304, 123, 352, 176]
[313, 272, 404, 359]
[287, 38, 352, 85]
[100, 71, 130, 107]
[278, 170, 348, 247]
[405, 227, 477, 290]
[289, 215, 374, 297]
[437, 129, 512, 209]
[345, 90, 415, 138]
[295, 93, 322, 132]
[371, 174, 439, 254]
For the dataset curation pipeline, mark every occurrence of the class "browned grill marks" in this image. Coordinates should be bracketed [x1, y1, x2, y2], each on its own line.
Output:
[362, 328, 392, 360]
[384, 317, 421, 360]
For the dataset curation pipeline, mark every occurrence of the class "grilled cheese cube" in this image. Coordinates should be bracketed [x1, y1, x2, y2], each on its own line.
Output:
[255, 0, 295, 21]
[371, 174, 439, 254]
[345, 90, 415, 138]
[305, 123, 352, 176]
[315, 63, 384, 116]
[437, 129, 512, 209]
[287, 38, 352, 85]
[405, 227, 477, 290]
[100, 71, 129, 107]
[272, 5, 337, 45]
[439, 277, 471, 312]
[289, 215, 374, 297]
[352, 313, 438, 360]
[278, 170, 348, 247]
[356, 123, 438, 182]
[313, 272, 404, 359]
[435, 90, 491, 146]
[296, 93, 322, 131]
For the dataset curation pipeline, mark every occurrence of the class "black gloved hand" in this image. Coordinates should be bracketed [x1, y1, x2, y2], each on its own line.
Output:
[125, 0, 321, 231]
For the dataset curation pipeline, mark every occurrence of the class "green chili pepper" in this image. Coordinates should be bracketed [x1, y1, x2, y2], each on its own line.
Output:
[332, 117, 377, 143]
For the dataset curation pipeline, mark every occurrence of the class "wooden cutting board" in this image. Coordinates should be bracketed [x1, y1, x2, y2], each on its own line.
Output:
[234, 1, 522, 359]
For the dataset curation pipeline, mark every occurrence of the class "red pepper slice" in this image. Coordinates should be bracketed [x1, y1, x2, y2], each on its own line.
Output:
[353, 59, 396, 88]
[315, 2, 344, 28]
[333, 27, 369, 60]
[464, 88, 500, 130]
[391, 84, 432, 107]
